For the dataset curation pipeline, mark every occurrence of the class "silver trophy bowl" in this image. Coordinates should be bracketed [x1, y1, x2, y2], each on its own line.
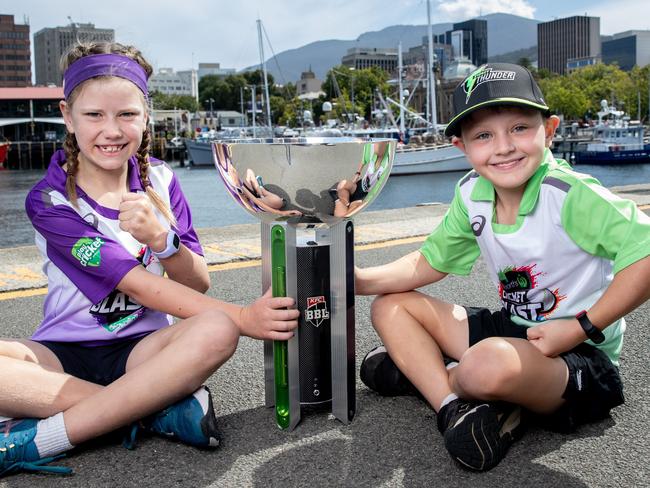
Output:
[212, 137, 396, 224]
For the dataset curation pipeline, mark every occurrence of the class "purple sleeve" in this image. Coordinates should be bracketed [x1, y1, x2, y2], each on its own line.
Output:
[28, 204, 140, 304]
[168, 172, 203, 256]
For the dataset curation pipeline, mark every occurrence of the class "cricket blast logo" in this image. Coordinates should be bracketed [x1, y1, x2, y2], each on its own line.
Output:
[305, 296, 330, 327]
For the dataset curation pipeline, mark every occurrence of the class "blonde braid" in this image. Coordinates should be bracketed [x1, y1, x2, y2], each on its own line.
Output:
[63, 132, 81, 207]
[137, 128, 176, 226]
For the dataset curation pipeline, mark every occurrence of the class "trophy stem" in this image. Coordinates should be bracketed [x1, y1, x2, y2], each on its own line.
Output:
[271, 225, 290, 429]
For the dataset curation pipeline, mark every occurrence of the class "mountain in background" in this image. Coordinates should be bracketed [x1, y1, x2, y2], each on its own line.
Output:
[245, 13, 540, 83]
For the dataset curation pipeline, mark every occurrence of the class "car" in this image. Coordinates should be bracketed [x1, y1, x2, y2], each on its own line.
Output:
[168, 136, 184, 148]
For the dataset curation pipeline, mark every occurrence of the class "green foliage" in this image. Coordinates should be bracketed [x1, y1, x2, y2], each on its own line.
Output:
[538, 64, 650, 122]
[150, 91, 198, 112]
[321, 65, 389, 122]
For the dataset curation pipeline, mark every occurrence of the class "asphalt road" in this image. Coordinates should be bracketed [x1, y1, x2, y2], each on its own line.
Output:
[1, 241, 649, 487]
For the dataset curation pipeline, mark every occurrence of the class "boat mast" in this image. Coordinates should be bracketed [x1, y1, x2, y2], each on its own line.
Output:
[426, 0, 437, 131]
[257, 19, 273, 130]
[398, 42, 406, 135]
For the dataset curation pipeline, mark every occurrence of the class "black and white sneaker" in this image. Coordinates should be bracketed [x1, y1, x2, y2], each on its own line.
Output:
[360, 345, 421, 397]
[437, 398, 525, 471]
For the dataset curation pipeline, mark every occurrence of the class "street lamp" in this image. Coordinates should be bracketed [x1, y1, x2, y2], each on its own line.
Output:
[349, 67, 356, 124]
[205, 98, 215, 128]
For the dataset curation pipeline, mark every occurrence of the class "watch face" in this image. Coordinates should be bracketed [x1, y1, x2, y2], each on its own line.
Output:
[172, 233, 180, 249]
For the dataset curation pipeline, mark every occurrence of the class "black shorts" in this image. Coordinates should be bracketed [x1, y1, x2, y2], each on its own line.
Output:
[36, 336, 145, 386]
[465, 307, 625, 433]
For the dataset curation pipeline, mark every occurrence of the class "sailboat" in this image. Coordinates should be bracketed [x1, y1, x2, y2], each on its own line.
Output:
[345, 1, 470, 175]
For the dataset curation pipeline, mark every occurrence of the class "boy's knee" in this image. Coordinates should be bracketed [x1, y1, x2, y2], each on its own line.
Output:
[453, 338, 520, 399]
[370, 293, 403, 327]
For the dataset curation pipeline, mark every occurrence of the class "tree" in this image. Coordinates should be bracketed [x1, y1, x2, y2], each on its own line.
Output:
[538, 77, 589, 119]
[321, 65, 389, 122]
[150, 91, 198, 112]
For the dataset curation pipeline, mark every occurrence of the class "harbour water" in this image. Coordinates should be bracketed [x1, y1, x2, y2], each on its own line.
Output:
[3, 161, 650, 249]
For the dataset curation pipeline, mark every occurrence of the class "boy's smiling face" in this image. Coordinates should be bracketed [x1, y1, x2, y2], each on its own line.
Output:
[452, 106, 559, 198]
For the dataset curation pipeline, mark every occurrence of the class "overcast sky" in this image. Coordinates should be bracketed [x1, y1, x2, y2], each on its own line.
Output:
[5, 0, 649, 74]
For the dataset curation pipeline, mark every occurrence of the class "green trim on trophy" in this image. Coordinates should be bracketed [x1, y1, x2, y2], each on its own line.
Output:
[271, 225, 290, 429]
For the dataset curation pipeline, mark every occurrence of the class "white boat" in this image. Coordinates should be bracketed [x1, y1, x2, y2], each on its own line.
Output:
[343, 128, 470, 174]
[573, 101, 650, 165]
[185, 127, 273, 167]
[393, 143, 469, 174]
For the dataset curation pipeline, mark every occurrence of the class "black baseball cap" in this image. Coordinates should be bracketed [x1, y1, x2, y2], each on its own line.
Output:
[444, 63, 550, 137]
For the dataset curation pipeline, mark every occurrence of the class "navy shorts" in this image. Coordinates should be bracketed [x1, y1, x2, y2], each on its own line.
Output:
[465, 307, 625, 433]
[36, 336, 145, 386]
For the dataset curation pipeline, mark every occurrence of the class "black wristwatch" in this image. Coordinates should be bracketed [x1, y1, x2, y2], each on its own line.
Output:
[575, 310, 605, 344]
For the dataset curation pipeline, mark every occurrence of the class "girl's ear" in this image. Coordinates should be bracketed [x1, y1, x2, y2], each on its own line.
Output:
[59, 100, 74, 134]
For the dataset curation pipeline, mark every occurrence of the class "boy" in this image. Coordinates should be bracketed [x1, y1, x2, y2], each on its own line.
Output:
[355, 63, 650, 471]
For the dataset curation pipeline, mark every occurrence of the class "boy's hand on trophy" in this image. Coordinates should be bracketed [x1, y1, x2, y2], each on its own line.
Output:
[238, 288, 299, 340]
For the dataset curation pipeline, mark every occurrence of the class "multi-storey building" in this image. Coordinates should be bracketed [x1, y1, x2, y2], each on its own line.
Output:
[341, 47, 398, 74]
[602, 30, 650, 70]
[0, 15, 31, 87]
[446, 19, 488, 67]
[149, 68, 193, 96]
[538, 16, 600, 75]
[197, 62, 236, 80]
[34, 22, 114, 86]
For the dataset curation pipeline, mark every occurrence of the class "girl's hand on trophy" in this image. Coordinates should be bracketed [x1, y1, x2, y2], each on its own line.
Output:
[239, 288, 300, 340]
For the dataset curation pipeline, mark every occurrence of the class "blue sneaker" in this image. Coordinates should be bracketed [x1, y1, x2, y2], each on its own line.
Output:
[125, 386, 219, 450]
[0, 419, 72, 477]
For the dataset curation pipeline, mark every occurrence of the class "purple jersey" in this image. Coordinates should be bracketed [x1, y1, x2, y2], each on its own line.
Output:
[25, 150, 203, 345]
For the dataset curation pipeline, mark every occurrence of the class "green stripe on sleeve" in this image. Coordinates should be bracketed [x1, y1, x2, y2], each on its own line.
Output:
[419, 183, 481, 275]
[560, 174, 650, 273]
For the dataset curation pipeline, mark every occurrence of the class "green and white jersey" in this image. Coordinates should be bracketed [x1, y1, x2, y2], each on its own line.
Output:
[420, 150, 650, 364]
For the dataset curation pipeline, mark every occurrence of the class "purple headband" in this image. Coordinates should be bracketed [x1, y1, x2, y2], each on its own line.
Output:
[63, 53, 149, 99]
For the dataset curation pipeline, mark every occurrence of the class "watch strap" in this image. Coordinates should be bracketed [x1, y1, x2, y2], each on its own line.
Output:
[575, 310, 605, 344]
[152, 230, 181, 260]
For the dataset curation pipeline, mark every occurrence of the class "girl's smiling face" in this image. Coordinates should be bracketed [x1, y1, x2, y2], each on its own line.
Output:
[60, 77, 148, 175]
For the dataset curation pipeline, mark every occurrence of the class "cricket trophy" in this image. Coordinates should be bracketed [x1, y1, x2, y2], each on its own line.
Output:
[212, 137, 395, 430]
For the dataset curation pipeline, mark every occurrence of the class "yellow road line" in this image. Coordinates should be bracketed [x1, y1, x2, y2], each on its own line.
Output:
[0, 287, 48, 301]
[0, 235, 427, 301]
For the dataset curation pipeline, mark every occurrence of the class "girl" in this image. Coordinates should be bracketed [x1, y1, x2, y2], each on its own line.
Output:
[0, 42, 299, 477]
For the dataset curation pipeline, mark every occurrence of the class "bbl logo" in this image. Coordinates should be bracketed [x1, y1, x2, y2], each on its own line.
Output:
[305, 296, 330, 327]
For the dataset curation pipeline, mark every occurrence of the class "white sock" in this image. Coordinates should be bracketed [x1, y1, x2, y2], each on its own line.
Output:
[33, 412, 74, 458]
[446, 361, 459, 370]
[439, 393, 459, 411]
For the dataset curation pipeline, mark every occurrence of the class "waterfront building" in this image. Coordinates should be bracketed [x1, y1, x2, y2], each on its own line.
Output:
[33, 22, 114, 85]
[0, 15, 31, 87]
[296, 69, 323, 97]
[602, 30, 650, 70]
[538, 16, 600, 75]
[215, 110, 246, 128]
[149, 68, 193, 96]
[197, 62, 236, 80]
[0, 86, 65, 168]
[341, 47, 398, 74]
[178, 69, 198, 100]
[403, 41, 450, 73]
[566, 55, 601, 72]
[445, 19, 488, 68]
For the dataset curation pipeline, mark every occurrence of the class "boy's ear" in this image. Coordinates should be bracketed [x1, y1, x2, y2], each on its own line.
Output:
[451, 135, 466, 153]
[544, 115, 561, 147]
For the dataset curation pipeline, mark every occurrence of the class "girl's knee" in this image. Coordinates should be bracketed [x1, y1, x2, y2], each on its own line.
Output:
[188, 311, 240, 363]
[453, 338, 520, 398]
